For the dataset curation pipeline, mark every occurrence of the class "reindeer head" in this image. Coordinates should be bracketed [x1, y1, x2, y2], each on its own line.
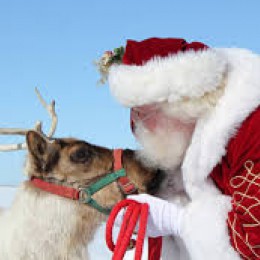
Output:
[25, 131, 164, 210]
[1, 89, 163, 212]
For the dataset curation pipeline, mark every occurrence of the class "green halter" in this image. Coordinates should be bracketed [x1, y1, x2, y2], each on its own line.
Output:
[78, 169, 126, 215]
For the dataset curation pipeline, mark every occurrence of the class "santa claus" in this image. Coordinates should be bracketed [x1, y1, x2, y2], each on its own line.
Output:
[99, 38, 260, 259]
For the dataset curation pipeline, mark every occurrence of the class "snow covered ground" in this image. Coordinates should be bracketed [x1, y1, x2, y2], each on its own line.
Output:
[0, 186, 147, 259]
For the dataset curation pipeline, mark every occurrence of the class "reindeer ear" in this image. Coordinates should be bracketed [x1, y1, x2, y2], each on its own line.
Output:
[26, 131, 49, 160]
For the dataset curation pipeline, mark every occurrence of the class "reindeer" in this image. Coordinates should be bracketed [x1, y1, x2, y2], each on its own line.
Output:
[0, 90, 163, 260]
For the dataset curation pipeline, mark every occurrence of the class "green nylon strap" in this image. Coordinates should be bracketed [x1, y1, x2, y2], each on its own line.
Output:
[79, 169, 126, 215]
[86, 169, 126, 195]
[87, 198, 112, 215]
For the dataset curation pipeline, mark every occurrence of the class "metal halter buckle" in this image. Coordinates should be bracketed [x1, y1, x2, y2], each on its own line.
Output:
[78, 188, 91, 204]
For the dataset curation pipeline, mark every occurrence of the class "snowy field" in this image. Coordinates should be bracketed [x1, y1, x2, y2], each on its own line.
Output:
[0, 186, 147, 259]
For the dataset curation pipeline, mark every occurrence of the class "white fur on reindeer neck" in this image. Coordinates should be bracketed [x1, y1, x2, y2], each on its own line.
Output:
[0, 184, 95, 260]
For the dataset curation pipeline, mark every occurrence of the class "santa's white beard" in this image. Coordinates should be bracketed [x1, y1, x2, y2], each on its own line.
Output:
[135, 121, 194, 171]
[135, 123, 193, 260]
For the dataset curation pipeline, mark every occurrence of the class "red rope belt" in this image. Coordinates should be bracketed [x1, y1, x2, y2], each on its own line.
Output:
[106, 199, 162, 260]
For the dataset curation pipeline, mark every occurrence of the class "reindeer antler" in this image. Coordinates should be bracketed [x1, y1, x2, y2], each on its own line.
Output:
[0, 88, 58, 151]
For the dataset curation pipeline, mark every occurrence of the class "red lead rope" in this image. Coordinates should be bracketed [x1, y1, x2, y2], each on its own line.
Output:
[106, 199, 162, 260]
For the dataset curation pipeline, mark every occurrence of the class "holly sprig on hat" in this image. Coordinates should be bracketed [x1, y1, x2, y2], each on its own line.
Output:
[96, 46, 125, 84]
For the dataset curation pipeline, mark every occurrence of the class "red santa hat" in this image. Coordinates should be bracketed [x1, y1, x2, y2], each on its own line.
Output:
[104, 37, 227, 107]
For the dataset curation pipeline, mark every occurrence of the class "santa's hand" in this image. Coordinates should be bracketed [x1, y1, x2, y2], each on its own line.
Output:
[115, 194, 183, 237]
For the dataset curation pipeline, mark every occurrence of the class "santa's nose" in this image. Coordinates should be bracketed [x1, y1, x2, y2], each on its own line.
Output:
[130, 104, 163, 133]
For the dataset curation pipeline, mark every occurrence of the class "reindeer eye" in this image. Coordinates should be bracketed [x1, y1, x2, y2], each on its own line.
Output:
[70, 147, 91, 163]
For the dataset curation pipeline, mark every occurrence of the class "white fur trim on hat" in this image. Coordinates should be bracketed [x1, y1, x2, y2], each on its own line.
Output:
[108, 49, 227, 107]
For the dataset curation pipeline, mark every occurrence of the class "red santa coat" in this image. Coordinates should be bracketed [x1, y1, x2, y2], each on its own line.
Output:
[210, 106, 260, 260]
[178, 49, 260, 260]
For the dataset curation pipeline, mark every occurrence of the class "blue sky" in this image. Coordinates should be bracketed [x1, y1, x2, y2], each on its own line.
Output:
[0, 0, 260, 185]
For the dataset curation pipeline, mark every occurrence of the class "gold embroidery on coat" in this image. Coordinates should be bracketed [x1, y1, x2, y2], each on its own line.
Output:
[228, 160, 260, 259]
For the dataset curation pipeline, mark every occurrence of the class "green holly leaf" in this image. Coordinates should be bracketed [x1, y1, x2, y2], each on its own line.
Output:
[112, 46, 125, 63]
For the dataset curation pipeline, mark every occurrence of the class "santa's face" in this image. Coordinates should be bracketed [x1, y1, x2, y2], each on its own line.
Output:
[132, 103, 195, 170]
[131, 83, 225, 170]
[131, 104, 195, 132]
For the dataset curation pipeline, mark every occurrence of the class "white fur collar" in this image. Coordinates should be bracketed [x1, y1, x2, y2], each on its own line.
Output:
[182, 48, 260, 197]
